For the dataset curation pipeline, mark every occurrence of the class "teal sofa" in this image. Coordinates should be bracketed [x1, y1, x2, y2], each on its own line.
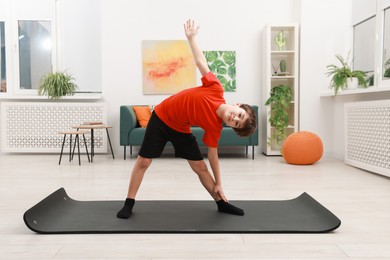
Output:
[120, 105, 258, 159]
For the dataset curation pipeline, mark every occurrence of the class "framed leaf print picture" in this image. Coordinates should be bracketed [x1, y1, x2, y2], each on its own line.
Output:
[204, 51, 236, 92]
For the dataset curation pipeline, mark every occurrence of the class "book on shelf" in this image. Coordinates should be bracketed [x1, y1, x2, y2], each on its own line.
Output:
[83, 122, 103, 125]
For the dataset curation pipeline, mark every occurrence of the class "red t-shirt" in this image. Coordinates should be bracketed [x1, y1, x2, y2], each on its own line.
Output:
[154, 72, 225, 148]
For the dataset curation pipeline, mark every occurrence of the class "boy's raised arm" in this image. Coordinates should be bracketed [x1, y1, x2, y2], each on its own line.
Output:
[184, 19, 210, 77]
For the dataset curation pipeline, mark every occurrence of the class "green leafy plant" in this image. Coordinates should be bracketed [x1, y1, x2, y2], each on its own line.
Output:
[326, 53, 367, 95]
[204, 51, 236, 91]
[38, 72, 78, 100]
[384, 58, 390, 77]
[366, 73, 374, 86]
[265, 85, 292, 149]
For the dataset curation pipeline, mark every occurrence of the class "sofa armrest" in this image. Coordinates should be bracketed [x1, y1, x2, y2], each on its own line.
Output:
[120, 105, 138, 146]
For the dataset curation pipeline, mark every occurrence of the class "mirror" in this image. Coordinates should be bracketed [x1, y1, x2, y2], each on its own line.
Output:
[383, 7, 390, 79]
[353, 16, 376, 85]
[18, 20, 52, 89]
[0, 21, 5, 92]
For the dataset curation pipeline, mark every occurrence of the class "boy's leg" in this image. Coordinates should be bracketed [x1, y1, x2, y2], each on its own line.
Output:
[188, 160, 221, 200]
[117, 156, 152, 219]
[169, 130, 244, 216]
[187, 160, 244, 216]
[169, 131, 244, 216]
[127, 156, 153, 198]
[117, 112, 168, 219]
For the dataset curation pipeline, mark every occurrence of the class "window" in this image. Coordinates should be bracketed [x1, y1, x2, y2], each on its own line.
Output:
[0, 0, 101, 97]
[352, 0, 390, 89]
[383, 7, 390, 79]
[0, 21, 5, 93]
[18, 20, 52, 90]
[353, 16, 376, 85]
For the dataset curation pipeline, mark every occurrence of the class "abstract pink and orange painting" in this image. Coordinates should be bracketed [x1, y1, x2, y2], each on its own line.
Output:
[142, 40, 196, 94]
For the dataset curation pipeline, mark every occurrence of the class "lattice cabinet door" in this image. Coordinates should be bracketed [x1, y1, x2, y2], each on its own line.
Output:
[345, 100, 390, 177]
[1, 102, 107, 153]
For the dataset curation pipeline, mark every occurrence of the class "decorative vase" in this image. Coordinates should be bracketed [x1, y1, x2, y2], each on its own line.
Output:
[280, 60, 286, 72]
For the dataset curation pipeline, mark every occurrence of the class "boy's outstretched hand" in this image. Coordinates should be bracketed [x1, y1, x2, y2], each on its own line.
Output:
[183, 19, 209, 76]
[184, 19, 199, 39]
[214, 184, 228, 202]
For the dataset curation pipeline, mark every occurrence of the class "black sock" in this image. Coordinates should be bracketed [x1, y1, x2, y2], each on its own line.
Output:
[216, 200, 244, 216]
[116, 198, 135, 219]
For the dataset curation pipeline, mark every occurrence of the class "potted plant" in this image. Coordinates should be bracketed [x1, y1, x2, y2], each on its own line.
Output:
[383, 58, 390, 78]
[38, 72, 78, 100]
[265, 84, 292, 150]
[326, 53, 367, 95]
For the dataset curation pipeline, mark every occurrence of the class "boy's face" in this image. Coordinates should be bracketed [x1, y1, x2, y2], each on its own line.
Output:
[222, 103, 248, 128]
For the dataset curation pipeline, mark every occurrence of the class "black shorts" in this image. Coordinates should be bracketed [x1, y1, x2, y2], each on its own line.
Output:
[139, 112, 203, 161]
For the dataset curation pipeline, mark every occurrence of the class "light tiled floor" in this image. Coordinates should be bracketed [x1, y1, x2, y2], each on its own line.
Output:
[0, 153, 389, 259]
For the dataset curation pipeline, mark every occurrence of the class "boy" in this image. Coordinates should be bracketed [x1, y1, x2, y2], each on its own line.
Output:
[117, 19, 257, 219]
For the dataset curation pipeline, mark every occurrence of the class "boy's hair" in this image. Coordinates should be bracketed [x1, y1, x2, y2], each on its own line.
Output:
[233, 104, 257, 137]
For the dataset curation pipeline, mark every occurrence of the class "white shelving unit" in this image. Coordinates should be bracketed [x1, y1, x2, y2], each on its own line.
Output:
[262, 24, 299, 155]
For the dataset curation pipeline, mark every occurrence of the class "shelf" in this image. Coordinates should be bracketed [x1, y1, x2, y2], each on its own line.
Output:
[262, 150, 282, 156]
[320, 86, 390, 97]
[270, 125, 295, 129]
[263, 24, 299, 156]
[272, 76, 293, 78]
[0, 93, 103, 100]
[271, 51, 295, 54]
[271, 25, 296, 31]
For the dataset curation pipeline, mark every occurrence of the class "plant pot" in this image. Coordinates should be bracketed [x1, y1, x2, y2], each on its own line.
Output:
[346, 77, 359, 89]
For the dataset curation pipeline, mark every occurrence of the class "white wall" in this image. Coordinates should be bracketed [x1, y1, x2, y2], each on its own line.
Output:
[300, 0, 390, 158]
[101, 0, 299, 155]
[299, 0, 354, 158]
[59, 0, 102, 93]
[352, 0, 377, 25]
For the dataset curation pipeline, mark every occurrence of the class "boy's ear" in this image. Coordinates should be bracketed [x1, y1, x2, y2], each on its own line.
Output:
[233, 102, 241, 107]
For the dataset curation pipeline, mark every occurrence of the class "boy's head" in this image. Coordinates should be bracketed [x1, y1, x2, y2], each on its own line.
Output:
[222, 103, 257, 137]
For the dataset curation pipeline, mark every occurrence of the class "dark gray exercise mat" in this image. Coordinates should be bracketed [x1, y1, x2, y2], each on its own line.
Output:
[24, 188, 341, 234]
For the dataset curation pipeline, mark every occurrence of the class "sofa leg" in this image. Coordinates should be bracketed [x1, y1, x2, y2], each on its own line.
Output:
[124, 146, 126, 160]
[252, 146, 255, 160]
[245, 146, 248, 155]
[130, 146, 132, 156]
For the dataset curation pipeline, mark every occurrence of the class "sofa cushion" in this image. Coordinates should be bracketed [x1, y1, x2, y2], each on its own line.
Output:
[133, 106, 152, 128]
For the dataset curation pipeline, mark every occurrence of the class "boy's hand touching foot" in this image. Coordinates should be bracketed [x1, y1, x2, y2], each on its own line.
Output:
[213, 184, 228, 202]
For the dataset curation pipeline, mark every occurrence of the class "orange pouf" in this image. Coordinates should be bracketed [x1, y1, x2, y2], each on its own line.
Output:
[282, 131, 323, 165]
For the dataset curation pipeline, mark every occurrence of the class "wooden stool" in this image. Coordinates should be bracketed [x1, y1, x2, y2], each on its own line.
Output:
[73, 125, 115, 162]
[58, 130, 90, 165]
